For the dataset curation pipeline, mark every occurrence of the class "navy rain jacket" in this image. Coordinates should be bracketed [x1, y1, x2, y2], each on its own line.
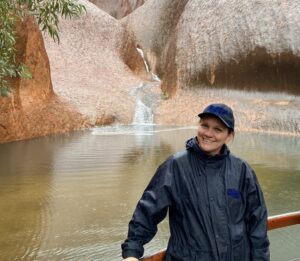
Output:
[122, 137, 270, 261]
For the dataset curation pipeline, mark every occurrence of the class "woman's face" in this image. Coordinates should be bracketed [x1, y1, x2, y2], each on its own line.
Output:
[197, 116, 233, 156]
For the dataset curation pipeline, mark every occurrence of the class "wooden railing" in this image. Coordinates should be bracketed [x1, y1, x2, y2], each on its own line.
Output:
[141, 211, 300, 261]
[267, 211, 300, 230]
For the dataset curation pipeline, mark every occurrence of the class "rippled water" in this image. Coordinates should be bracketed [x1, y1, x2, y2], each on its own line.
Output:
[0, 126, 299, 260]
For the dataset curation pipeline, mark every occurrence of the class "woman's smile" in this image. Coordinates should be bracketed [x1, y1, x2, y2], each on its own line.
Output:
[201, 137, 214, 144]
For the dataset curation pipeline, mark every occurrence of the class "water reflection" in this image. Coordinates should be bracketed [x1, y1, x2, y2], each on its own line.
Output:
[0, 126, 299, 260]
[0, 138, 54, 260]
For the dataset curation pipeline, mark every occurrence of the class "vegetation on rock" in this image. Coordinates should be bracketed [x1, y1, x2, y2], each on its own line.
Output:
[0, 0, 86, 97]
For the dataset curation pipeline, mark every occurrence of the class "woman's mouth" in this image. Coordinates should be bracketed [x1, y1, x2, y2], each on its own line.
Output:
[201, 137, 214, 144]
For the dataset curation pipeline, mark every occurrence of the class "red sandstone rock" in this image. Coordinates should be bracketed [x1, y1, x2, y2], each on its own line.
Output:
[43, 0, 143, 127]
[122, 0, 189, 95]
[0, 16, 89, 143]
[123, 0, 300, 95]
[14, 16, 54, 107]
[1, 0, 151, 144]
[123, 0, 300, 132]
[175, 0, 300, 95]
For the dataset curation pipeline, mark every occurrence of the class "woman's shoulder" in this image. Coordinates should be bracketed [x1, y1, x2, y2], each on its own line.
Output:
[228, 153, 255, 175]
[173, 150, 188, 160]
[156, 150, 188, 171]
[228, 152, 249, 165]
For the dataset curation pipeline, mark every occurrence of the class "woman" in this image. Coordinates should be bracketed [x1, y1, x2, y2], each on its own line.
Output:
[122, 103, 270, 261]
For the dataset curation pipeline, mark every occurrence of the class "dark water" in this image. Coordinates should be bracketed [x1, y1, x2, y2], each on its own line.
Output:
[0, 126, 299, 260]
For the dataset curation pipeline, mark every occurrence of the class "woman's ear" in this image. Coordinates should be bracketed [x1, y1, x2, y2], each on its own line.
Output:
[225, 132, 234, 144]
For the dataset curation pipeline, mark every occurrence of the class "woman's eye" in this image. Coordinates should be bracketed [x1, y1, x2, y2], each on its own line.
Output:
[201, 124, 208, 129]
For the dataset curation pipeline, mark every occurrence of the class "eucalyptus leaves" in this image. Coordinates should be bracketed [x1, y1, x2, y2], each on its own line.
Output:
[0, 0, 86, 97]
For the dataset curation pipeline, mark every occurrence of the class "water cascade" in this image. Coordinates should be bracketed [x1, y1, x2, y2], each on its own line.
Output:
[136, 47, 161, 82]
[131, 83, 154, 125]
[130, 47, 163, 127]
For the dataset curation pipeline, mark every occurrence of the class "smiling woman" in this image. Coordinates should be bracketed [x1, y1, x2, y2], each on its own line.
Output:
[196, 104, 234, 156]
[122, 103, 270, 261]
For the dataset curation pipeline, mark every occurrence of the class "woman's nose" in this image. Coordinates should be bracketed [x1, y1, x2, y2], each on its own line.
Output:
[204, 128, 214, 137]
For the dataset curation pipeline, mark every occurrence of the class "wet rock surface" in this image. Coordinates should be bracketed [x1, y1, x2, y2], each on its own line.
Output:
[43, 0, 143, 127]
[0, 16, 89, 143]
[122, 0, 189, 94]
[175, 0, 300, 94]
[124, 0, 300, 95]
[123, 0, 300, 133]
[156, 87, 300, 134]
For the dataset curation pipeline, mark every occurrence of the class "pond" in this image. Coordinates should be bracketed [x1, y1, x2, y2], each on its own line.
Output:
[0, 125, 299, 260]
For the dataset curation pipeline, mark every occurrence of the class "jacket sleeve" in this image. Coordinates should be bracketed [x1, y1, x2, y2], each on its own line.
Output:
[244, 165, 270, 261]
[121, 157, 174, 259]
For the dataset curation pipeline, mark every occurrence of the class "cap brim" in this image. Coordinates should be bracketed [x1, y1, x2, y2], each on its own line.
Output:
[198, 112, 232, 129]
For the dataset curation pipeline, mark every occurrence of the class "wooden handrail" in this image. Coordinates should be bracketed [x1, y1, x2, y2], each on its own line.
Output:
[267, 211, 300, 230]
[140, 211, 300, 261]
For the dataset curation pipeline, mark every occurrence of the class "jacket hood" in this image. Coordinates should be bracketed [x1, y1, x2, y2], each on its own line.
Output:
[186, 137, 230, 160]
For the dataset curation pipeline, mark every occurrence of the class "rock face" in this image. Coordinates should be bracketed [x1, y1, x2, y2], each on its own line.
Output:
[43, 0, 144, 127]
[0, 0, 150, 144]
[122, 0, 300, 133]
[122, 0, 189, 95]
[89, 0, 146, 19]
[124, 0, 300, 95]
[0, 15, 53, 113]
[14, 16, 54, 107]
[175, 0, 300, 95]
[0, 16, 89, 143]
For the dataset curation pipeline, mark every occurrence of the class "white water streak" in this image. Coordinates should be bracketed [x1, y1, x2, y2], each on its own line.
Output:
[136, 47, 150, 73]
[132, 99, 154, 125]
[136, 48, 161, 82]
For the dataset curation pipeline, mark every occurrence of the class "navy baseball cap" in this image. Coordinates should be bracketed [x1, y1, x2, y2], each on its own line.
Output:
[198, 103, 235, 130]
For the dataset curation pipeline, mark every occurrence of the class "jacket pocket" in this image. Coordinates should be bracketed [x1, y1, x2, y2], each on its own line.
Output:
[227, 188, 244, 221]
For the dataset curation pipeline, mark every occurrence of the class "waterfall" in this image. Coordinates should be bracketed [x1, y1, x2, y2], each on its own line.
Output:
[136, 47, 150, 73]
[132, 99, 154, 125]
[131, 84, 154, 125]
[136, 47, 161, 82]
[130, 47, 163, 126]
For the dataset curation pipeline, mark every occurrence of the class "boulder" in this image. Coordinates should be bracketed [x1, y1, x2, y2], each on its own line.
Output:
[14, 16, 54, 107]
[124, 0, 300, 95]
[0, 16, 89, 143]
[175, 0, 300, 95]
[123, 0, 300, 133]
[122, 0, 189, 95]
[43, 0, 144, 126]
